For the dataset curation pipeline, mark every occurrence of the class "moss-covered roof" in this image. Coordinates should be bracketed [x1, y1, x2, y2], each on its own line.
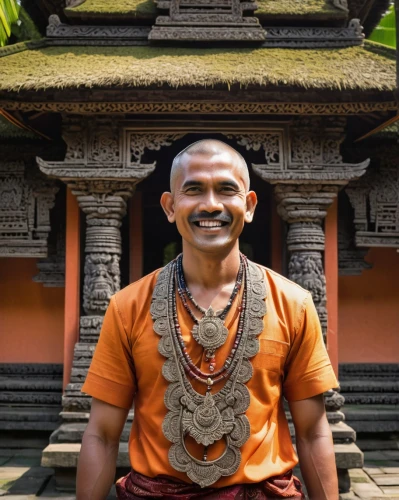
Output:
[0, 45, 395, 93]
[64, 0, 156, 18]
[64, 0, 346, 20]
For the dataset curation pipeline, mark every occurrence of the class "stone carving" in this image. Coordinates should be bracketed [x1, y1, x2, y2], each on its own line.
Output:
[129, 132, 184, 166]
[68, 179, 135, 315]
[0, 162, 58, 257]
[338, 195, 372, 275]
[324, 389, 345, 412]
[250, 118, 369, 182]
[150, 0, 265, 42]
[346, 154, 399, 248]
[288, 250, 328, 335]
[3, 100, 397, 116]
[33, 227, 66, 287]
[38, 122, 158, 181]
[329, 0, 349, 12]
[263, 20, 363, 48]
[79, 315, 104, 343]
[230, 133, 283, 170]
[47, 15, 150, 45]
[83, 253, 120, 315]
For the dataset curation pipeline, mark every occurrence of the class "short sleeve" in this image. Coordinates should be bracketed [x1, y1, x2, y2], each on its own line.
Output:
[283, 292, 338, 402]
[81, 295, 136, 410]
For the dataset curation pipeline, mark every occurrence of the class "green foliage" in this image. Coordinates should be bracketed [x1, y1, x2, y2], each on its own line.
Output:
[0, 0, 20, 47]
[369, 4, 396, 48]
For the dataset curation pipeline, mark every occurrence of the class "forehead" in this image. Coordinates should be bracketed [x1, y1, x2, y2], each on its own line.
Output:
[175, 151, 246, 186]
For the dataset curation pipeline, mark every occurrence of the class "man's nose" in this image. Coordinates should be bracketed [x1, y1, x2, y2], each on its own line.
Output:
[198, 190, 223, 213]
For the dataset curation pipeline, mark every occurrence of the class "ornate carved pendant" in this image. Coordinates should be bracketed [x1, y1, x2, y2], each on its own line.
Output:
[191, 306, 229, 351]
[151, 259, 267, 488]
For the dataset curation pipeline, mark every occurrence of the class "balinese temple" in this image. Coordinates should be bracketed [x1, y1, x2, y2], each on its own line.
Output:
[0, 0, 398, 496]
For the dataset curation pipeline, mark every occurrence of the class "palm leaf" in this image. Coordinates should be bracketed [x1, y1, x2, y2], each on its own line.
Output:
[369, 4, 396, 48]
[0, 0, 20, 47]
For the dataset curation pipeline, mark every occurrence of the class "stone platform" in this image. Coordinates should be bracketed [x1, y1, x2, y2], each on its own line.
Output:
[0, 364, 63, 433]
[339, 364, 399, 435]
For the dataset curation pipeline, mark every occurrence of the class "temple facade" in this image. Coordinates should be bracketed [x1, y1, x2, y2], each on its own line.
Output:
[0, 0, 398, 496]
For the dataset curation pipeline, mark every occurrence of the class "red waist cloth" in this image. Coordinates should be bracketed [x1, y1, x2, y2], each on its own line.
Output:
[116, 469, 304, 499]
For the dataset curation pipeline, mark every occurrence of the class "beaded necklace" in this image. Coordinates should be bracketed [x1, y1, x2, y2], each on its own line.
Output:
[176, 254, 245, 372]
[172, 259, 247, 386]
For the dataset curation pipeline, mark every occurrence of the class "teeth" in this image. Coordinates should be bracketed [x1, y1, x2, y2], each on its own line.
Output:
[198, 220, 223, 228]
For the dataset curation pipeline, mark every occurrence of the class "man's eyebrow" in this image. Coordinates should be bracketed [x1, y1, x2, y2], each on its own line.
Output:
[181, 179, 203, 190]
[218, 180, 240, 189]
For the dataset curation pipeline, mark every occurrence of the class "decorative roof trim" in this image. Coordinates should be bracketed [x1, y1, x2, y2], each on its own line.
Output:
[0, 40, 46, 59]
[1, 100, 397, 115]
[46, 16, 364, 48]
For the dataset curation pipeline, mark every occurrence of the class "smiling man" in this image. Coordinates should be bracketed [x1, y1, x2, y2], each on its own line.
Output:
[77, 140, 339, 499]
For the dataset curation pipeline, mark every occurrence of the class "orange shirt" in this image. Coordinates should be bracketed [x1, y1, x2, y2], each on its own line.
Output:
[82, 264, 338, 486]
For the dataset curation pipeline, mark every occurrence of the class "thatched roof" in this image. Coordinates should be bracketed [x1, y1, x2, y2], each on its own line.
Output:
[65, 0, 156, 17]
[64, 0, 346, 20]
[0, 45, 395, 93]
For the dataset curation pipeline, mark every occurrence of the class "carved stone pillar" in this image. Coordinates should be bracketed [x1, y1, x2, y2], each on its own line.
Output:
[274, 184, 339, 337]
[236, 119, 369, 493]
[38, 122, 189, 487]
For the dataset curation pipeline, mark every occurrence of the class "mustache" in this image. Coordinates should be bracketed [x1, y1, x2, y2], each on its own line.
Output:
[188, 212, 232, 224]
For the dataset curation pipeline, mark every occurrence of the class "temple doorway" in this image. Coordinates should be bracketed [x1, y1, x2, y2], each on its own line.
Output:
[129, 133, 273, 278]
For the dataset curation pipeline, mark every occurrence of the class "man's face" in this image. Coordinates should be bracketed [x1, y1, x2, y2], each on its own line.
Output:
[161, 151, 257, 255]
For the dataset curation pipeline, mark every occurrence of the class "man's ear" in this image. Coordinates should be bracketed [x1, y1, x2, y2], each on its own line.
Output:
[160, 191, 176, 223]
[244, 191, 257, 223]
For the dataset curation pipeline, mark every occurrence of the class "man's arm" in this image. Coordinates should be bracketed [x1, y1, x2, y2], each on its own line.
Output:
[289, 394, 338, 500]
[76, 397, 129, 500]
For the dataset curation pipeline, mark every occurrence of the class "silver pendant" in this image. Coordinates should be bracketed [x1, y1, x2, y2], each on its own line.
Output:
[191, 306, 229, 351]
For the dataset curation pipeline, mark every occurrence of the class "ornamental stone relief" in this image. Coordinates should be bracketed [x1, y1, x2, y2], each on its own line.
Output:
[150, 0, 265, 43]
[0, 162, 58, 257]
[346, 152, 399, 248]
[83, 253, 121, 315]
[338, 193, 372, 276]
[33, 226, 66, 287]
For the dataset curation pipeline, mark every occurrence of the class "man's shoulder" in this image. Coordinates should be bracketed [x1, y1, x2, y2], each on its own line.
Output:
[112, 268, 162, 309]
[252, 262, 310, 305]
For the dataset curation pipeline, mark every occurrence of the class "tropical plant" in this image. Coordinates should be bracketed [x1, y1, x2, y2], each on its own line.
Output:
[368, 3, 396, 48]
[0, 0, 20, 47]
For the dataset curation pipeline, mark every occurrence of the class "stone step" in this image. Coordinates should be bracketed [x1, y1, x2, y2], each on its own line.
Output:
[0, 363, 63, 377]
[0, 408, 60, 422]
[339, 363, 399, 377]
[0, 378, 63, 392]
[41, 442, 363, 470]
[340, 381, 399, 393]
[343, 406, 399, 421]
[0, 392, 62, 406]
[59, 410, 134, 422]
[342, 393, 399, 405]
[53, 423, 132, 443]
[343, 405, 399, 433]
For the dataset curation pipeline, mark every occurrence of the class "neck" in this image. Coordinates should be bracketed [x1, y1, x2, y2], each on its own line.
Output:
[181, 243, 241, 290]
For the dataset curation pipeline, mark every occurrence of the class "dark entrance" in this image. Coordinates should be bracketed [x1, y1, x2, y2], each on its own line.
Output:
[132, 133, 273, 276]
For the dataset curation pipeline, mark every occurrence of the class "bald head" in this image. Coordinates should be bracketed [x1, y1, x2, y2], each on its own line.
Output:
[170, 139, 250, 193]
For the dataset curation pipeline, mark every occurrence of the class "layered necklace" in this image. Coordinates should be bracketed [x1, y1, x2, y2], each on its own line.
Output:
[175, 253, 244, 374]
[150, 256, 267, 488]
